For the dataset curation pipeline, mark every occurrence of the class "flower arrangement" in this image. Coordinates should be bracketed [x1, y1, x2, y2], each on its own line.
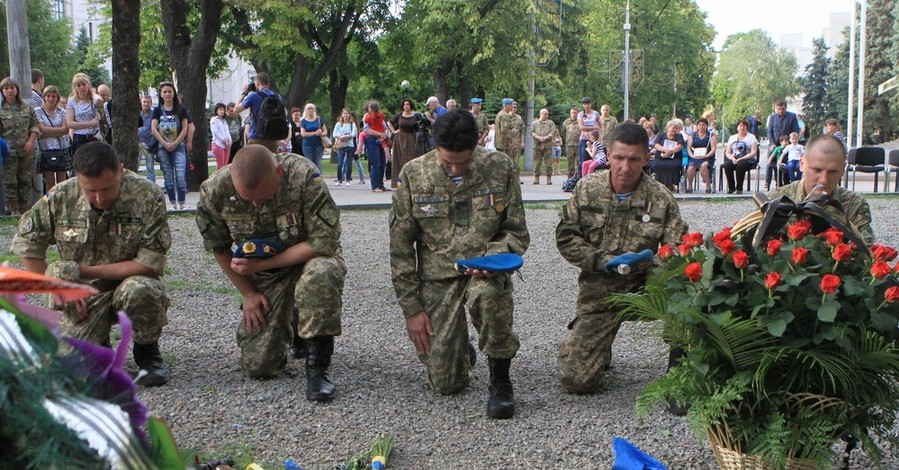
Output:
[608, 211, 899, 468]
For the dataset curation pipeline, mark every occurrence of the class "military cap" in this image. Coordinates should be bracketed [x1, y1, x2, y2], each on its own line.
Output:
[501, 98, 513, 105]
[470, 98, 483, 104]
[232, 239, 286, 258]
[454, 253, 523, 274]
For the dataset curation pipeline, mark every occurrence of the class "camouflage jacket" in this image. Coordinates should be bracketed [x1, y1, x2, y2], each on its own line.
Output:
[196, 153, 342, 257]
[473, 112, 489, 139]
[11, 170, 171, 276]
[598, 115, 619, 148]
[557, 170, 687, 275]
[0, 102, 39, 149]
[389, 146, 530, 317]
[494, 110, 509, 149]
[766, 181, 874, 245]
[506, 114, 525, 148]
[561, 118, 580, 147]
[530, 119, 558, 149]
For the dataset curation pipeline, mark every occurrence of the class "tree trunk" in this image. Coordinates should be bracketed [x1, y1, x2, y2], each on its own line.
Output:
[110, 0, 141, 171]
[433, 59, 453, 103]
[160, 0, 224, 190]
[326, 68, 349, 164]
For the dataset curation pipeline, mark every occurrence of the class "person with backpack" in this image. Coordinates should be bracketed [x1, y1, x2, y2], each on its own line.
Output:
[234, 72, 289, 153]
[299, 103, 328, 171]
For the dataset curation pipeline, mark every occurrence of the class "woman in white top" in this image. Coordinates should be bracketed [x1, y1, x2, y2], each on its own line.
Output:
[722, 119, 759, 194]
[209, 102, 231, 170]
[66, 73, 101, 157]
[35, 85, 72, 190]
[331, 108, 358, 186]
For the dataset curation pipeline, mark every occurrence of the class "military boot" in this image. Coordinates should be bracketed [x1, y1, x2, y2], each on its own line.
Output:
[533, 176, 540, 185]
[487, 357, 515, 419]
[546, 174, 552, 185]
[305, 336, 336, 402]
[133, 342, 170, 387]
[290, 307, 307, 359]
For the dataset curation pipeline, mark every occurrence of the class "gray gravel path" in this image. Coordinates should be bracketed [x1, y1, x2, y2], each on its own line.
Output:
[3, 196, 898, 469]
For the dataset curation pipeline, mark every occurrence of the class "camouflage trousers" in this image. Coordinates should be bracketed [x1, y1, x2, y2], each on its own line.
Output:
[566, 145, 579, 177]
[534, 145, 553, 177]
[3, 150, 35, 214]
[506, 146, 522, 182]
[46, 261, 170, 346]
[416, 274, 520, 395]
[557, 271, 646, 394]
[238, 254, 346, 378]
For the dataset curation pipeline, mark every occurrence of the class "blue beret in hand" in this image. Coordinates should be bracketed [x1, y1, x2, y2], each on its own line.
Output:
[454, 253, 523, 274]
[612, 437, 668, 470]
[232, 239, 286, 258]
[606, 249, 654, 275]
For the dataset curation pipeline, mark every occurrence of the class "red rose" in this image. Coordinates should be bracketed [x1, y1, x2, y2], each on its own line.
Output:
[872, 244, 899, 262]
[886, 286, 899, 303]
[765, 272, 782, 290]
[788, 220, 813, 240]
[832, 243, 852, 262]
[820, 274, 841, 294]
[792, 247, 809, 265]
[870, 261, 892, 280]
[678, 243, 692, 256]
[684, 262, 703, 282]
[682, 232, 704, 247]
[767, 239, 782, 256]
[712, 227, 732, 245]
[732, 250, 749, 269]
[715, 238, 736, 256]
[819, 228, 844, 247]
[658, 244, 674, 259]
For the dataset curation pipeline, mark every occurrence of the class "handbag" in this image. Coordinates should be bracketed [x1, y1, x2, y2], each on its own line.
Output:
[320, 136, 332, 148]
[41, 148, 69, 171]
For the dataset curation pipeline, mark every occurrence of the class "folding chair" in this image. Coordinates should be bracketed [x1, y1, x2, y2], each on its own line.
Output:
[846, 147, 886, 192]
[886, 149, 899, 192]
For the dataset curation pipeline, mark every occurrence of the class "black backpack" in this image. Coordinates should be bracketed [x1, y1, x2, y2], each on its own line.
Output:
[257, 90, 289, 140]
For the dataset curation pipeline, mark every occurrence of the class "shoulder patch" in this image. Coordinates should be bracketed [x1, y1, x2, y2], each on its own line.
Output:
[317, 206, 338, 227]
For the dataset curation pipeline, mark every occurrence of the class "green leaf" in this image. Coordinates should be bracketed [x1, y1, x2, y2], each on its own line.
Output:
[710, 311, 732, 325]
[786, 272, 816, 287]
[870, 311, 898, 333]
[766, 319, 787, 337]
[707, 290, 726, 307]
[147, 417, 184, 468]
[725, 293, 740, 307]
[817, 302, 839, 323]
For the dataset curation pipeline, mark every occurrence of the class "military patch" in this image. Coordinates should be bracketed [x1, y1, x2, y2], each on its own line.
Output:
[312, 172, 323, 183]
[19, 216, 33, 234]
[317, 206, 338, 227]
[63, 228, 79, 238]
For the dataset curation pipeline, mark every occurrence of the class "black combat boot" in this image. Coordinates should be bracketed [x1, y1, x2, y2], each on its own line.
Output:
[133, 342, 170, 387]
[487, 358, 515, 419]
[305, 336, 336, 402]
[468, 341, 477, 367]
[290, 307, 307, 359]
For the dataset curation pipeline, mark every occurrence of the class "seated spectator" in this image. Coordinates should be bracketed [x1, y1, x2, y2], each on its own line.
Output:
[685, 117, 717, 193]
[580, 130, 608, 177]
[722, 119, 759, 194]
[783, 132, 804, 183]
[650, 118, 685, 192]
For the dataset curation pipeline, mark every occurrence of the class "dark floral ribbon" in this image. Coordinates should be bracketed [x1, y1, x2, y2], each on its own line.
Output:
[741, 194, 871, 258]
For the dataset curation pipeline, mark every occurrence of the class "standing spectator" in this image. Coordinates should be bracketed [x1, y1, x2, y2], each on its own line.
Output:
[288, 107, 304, 155]
[577, 98, 600, 169]
[650, 119, 685, 192]
[561, 107, 580, 178]
[0, 77, 38, 215]
[556, 122, 687, 394]
[682, 117, 695, 137]
[530, 108, 558, 185]
[66, 73, 101, 157]
[225, 102, 243, 163]
[824, 118, 845, 147]
[506, 102, 526, 182]
[138, 95, 157, 181]
[597, 104, 618, 149]
[765, 99, 800, 161]
[783, 132, 804, 183]
[363, 100, 389, 192]
[96, 84, 112, 143]
[388, 99, 424, 189]
[332, 108, 358, 186]
[797, 114, 808, 144]
[552, 137, 562, 176]
[722, 119, 759, 194]
[747, 110, 762, 140]
[151, 81, 189, 210]
[445, 99, 457, 111]
[233, 72, 285, 153]
[30, 69, 44, 108]
[389, 109, 529, 419]
[299, 103, 327, 171]
[209, 102, 231, 170]
[34, 85, 72, 191]
[470, 98, 489, 146]
[425, 96, 447, 124]
[685, 118, 717, 193]
[493, 99, 513, 167]
[484, 123, 496, 151]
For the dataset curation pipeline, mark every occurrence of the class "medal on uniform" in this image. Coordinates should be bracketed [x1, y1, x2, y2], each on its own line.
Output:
[642, 214, 651, 223]
[642, 201, 652, 223]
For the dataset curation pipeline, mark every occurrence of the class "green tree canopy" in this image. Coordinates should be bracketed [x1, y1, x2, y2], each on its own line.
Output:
[0, 0, 79, 91]
[801, 37, 830, 137]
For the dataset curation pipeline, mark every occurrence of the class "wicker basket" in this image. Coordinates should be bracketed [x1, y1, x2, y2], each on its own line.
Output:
[707, 427, 817, 470]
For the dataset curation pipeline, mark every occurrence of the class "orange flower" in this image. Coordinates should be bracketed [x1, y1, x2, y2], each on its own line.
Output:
[787, 220, 813, 240]
[820, 274, 841, 294]
[792, 247, 809, 264]
[886, 286, 899, 303]
[870, 261, 893, 280]
[732, 250, 749, 269]
[682, 232, 704, 247]
[832, 243, 852, 262]
[872, 244, 899, 262]
[765, 272, 782, 290]
[684, 262, 703, 282]
[658, 244, 674, 259]
[766, 239, 782, 256]
[819, 228, 844, 247]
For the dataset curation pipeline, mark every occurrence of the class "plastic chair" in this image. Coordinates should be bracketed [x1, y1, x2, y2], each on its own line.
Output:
[846, 147, 885, 192]
[887, 149, 899, 192]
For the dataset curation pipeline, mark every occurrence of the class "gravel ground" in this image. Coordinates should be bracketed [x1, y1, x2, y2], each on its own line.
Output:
[3, 196, 898, 469]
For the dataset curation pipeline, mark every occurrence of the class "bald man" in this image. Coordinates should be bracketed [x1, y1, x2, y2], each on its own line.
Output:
[196, 145, 347, 401]
[766, 134, 874, 244]
[97, 84, 112, 142]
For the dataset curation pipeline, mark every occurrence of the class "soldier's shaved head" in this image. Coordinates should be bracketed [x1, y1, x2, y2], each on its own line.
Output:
[804, 134, 846, 161]
[232, 145, 278, 190]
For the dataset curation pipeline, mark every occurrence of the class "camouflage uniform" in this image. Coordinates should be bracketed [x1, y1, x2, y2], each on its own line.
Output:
[10, 171, 171, 345]
[0, 102, 38, 214]
[493, 110, 509, 152]
[766, 181, 874, 244]
[389, 146, 529, 394]
[473, 112, 489, 143]
[504, 114, 526, 179]
[195, 153, 346, 378]
[530, 118, 558, 182]
[561, 117, 581, 178]
[556, 170, 687, 393]
[598, 115, 619, 149]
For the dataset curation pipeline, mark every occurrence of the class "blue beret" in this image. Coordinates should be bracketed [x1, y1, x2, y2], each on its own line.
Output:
[470, 98, 483, 104]
[455, 253, 523, 274]
[232, 239, 286, 258]
[501, 98, 514, 105]
[0, 137, 8, 165]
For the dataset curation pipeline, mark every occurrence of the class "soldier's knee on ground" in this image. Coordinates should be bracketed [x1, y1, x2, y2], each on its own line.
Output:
[559, 369, 605, 395]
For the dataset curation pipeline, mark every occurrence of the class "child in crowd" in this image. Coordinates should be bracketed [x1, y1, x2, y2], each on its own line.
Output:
[765, 134, 789, 191]
[580, 130, 607, 177]
[783, 132, 804, 182]
[551, 137, 562, 175]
